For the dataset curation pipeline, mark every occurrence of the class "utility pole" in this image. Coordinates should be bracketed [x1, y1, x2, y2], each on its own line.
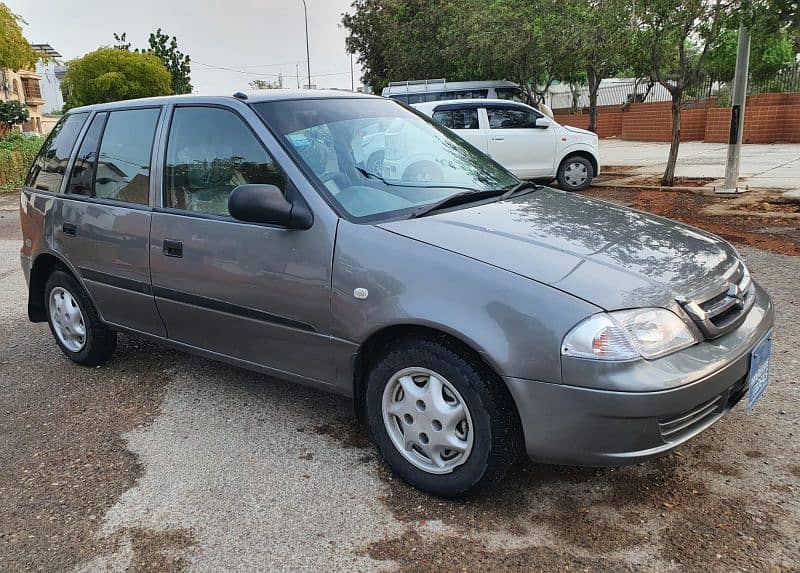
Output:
[296, 63, 300, 89]
[350, 52, 355, 91]
[301, 0, 311, 89]
[720, 24, 751, 194]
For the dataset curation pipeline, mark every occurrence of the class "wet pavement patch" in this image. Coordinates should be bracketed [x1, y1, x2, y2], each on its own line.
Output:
[0, 326, 177, 572]
[120, 527, 197, 573]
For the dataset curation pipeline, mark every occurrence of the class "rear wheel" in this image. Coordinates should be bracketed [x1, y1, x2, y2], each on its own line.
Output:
[557, 155, 594, 191]
[365, 337, 521, 497]
[45, 270, 116, 366]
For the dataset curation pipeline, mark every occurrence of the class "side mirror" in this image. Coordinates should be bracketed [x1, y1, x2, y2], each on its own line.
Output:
[228, 184, 313, 229]
[534, 117, 552, 129]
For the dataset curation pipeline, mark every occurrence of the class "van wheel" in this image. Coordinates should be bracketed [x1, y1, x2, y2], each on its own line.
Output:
[45, 270, 116, 366]
[364, 337, 520, 497]
[557, 155, 593, 191]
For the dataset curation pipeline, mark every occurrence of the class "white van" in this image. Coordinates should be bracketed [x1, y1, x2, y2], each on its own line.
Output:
[382, 79, 524, 105]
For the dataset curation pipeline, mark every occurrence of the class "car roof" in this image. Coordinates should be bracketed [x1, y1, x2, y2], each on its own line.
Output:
[383, 79, 519, 95]
[67, 89, 382, 113]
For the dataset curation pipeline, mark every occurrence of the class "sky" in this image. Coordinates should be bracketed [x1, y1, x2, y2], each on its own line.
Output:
[7, 0, 363, 94]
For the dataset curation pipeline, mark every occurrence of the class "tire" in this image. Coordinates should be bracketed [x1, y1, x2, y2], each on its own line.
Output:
[364, 336, 521, 497]
[556, 155, 594, 191]
[44, 270, 117, 366]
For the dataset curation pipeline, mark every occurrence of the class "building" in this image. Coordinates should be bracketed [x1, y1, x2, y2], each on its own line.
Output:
[0, 44, 62, 135]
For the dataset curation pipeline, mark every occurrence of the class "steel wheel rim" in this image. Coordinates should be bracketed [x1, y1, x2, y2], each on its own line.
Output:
[381, 367, 474, 475]
[49, 287, 86, 352]
[564, 161, 588, 187]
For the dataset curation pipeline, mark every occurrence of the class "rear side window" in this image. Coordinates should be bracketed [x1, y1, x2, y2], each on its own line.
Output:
[94, 108, 161, 205]
[487, 107, 539, 129]
[164, 106, 286, 217]
[432, 108, 479, 129]
[67, 113, 107, 197]
[26, 113, 89, 192]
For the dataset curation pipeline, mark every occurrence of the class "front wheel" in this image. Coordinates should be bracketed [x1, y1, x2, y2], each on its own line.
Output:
[364, 337, 521, 497]
[557, 155, 594, 191]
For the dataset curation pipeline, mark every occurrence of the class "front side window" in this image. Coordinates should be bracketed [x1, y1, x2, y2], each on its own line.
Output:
[432, 108, 479, 130]
[253, 98, 516, 221]
[164, 107, 286, 216]
[487, 107, 539, 129]
[94, 108, 161, 205]
[26, 113, 89, 192]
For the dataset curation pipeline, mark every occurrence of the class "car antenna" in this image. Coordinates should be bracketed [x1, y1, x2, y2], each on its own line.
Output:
[233, 91, 248, 100]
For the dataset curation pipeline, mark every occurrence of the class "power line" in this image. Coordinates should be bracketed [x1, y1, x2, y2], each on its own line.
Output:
[193, 60, 351, 79]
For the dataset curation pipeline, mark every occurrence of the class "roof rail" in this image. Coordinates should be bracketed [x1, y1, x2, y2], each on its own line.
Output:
[387, 78, 446, 88]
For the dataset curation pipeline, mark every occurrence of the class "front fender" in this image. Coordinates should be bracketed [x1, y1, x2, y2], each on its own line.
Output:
[331, 221, 600, 385]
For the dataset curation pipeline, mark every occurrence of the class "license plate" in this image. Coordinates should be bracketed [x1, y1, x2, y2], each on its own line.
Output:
[747, 333, 772, 410]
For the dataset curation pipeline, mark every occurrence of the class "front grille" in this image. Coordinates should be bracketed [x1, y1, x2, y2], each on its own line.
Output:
[678, 260, 755, 340]
[659, 375, 748, 443]
[659, 395, 724, 441]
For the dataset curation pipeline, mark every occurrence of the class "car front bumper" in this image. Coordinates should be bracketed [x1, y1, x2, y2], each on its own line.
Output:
[505, 282, 774, 466]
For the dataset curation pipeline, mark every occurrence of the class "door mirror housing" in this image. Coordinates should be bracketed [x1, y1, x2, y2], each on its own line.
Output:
[228, 184, 313, 229]
[534, 117, 552, 129]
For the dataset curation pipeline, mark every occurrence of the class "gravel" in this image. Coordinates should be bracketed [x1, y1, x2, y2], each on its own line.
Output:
[0, 193, 797, 572]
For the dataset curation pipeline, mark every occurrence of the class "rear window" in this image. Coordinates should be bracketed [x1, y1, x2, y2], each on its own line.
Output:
[26, 113, 89, 192]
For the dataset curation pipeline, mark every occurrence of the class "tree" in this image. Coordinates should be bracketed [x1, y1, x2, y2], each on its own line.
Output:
[567, 0, 634, 132]
[636, 0, 737, 186]
[0, 100, 29, 131]
[0, 3, 39, 71]
[145, 29, 192, 94]
[705, 24, 795, 82]
[61, 48, 172, 109]
[249, 78, 283, 90]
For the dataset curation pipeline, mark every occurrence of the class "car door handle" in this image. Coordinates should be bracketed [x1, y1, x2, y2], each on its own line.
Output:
[163, 239, 183, 258]
[62, 222, 77, 237]
[491, 137, 505, 141]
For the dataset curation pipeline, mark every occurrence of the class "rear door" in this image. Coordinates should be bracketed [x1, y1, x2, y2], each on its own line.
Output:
[485, 104, 556, 178]
[431, 105, 487, 153]
[48, 107, 165, 336]
[148, 104, 336, 384]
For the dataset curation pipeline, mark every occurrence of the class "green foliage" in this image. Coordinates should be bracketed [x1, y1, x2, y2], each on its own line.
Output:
[0, 132, 43, 192]
[0, 100, 29, 127]
[249, 79, 282, 89]
[0, 3, 39, 71]
[705, 26, 796, 82]
[145, 29, 192, 94]
[61, 48, 172, 109]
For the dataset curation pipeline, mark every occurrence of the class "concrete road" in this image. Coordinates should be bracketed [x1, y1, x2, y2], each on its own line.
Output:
[599, 140, 800, 192]
[1, 193, 799, 572]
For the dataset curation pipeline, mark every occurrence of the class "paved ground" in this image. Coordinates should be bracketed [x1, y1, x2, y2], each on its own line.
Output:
[1, 192, 799, 572]
[599, 140, 800, 193]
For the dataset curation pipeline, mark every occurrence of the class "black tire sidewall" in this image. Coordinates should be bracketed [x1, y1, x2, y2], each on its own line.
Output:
[365, 341, 501, 497]
[557, 156, 593, 191]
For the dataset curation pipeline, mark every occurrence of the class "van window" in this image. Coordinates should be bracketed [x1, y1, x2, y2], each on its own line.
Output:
[487, 107, 539, 129]
[164, 107, 286, 216]
[432, 108, 479, 129]
[26, 113, 89, 192]
[94, 108, 161, 205]
[67, 113, 107, 197]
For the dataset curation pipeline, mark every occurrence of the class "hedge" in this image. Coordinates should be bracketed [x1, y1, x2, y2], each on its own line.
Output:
[0, 132, 44, 193]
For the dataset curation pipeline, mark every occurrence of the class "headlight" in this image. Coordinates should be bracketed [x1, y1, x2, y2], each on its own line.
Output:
[562, 308, 697, 361]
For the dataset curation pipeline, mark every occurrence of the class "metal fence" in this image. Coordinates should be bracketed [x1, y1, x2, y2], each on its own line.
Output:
[547, 66, 800, 113]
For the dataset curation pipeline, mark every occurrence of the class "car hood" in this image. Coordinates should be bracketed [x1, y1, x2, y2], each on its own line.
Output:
[561, 125, 596, 138]
[378, 188, 739, 310]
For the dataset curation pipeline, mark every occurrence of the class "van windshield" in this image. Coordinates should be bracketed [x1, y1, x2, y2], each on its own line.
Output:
[253, 98, 517, 222]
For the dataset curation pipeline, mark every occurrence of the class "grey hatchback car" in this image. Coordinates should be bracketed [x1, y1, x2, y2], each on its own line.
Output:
[20, 91, 773, 497]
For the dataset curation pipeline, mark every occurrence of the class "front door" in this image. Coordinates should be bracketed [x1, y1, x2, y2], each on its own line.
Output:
[55, 107, 165, 336]
[485, 105, 556, 178]
[148, 105, 335, 384]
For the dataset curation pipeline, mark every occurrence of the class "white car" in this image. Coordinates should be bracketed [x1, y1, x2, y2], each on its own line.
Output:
[413, 99, 600, 191]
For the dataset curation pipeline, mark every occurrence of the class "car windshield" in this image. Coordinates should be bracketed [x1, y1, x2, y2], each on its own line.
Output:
[252, 97, 517, 221]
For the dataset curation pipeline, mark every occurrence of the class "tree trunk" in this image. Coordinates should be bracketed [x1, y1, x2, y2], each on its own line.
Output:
[662, 94, 682, 186]
[587, 67, 601, 134]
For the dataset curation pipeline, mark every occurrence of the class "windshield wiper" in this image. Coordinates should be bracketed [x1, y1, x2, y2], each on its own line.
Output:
[355, 166, 385, 182]
[500, 180, 543, 200]
[409, 189, 505, 219]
